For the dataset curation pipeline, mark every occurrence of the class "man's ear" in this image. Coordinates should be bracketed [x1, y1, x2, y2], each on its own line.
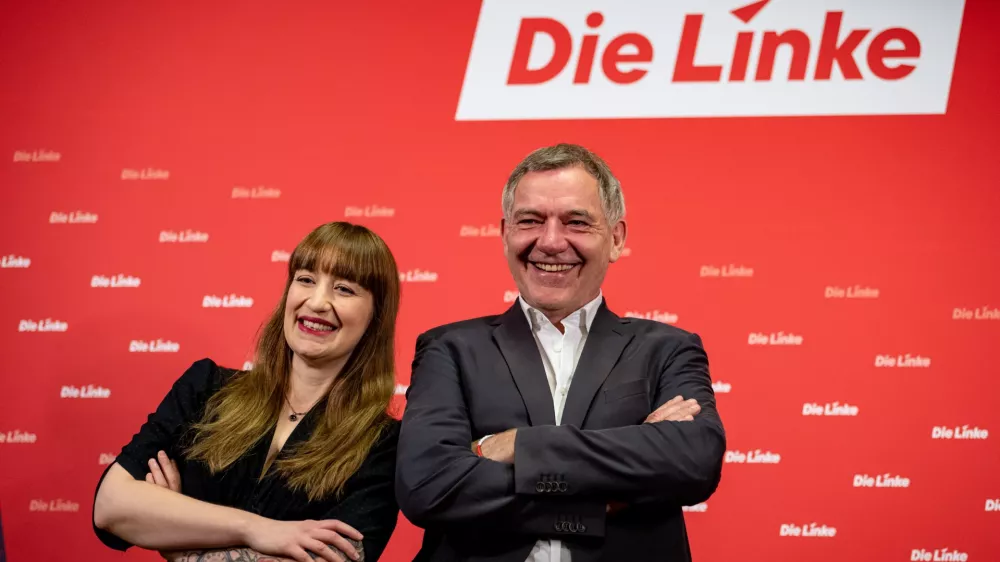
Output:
[501, 218, 508, 253]
[609, 220, 627, 262]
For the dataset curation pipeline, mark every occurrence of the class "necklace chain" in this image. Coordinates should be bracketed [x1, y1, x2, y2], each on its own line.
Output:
[284, 394, 319, 422]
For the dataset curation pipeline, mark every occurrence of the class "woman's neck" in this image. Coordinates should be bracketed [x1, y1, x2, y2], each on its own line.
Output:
[286, 353, 347, 408]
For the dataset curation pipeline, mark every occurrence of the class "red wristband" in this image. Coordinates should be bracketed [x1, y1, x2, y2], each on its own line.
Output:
[475, 435, 490, 457]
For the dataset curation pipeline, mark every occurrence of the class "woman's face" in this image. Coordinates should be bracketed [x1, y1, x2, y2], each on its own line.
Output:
[283, 268, 374, 368]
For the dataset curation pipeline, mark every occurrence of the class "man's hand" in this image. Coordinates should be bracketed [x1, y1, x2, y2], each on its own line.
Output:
[604, 397, 701, 516]
[475, 429, 517, 464]
[644, 396, 700, 424]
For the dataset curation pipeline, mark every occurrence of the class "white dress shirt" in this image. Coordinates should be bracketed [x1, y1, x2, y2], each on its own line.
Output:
[519, 291, 603, 562]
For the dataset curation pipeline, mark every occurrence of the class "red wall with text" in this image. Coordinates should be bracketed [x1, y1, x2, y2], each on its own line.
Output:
[1, 1, 998, 561]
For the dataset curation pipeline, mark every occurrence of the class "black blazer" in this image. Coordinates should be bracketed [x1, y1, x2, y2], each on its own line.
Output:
[396, 299, 726, 562]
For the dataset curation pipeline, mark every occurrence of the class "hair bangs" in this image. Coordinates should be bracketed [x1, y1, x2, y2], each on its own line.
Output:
[289, 225, 383, 291]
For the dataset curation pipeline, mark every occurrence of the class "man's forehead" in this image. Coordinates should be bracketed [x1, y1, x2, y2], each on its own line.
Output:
[515, 169, 600, 202]
[512, 207, 597, 219]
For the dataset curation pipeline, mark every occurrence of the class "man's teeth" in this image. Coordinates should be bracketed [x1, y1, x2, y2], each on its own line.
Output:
[533, 263, 574, 272]
[302, 320, 334, 331]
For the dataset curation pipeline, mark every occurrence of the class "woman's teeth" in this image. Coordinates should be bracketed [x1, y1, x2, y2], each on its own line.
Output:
[302, 320, 334, 331]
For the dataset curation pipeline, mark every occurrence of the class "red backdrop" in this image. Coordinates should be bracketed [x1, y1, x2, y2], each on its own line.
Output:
[1, 0, 998, 560]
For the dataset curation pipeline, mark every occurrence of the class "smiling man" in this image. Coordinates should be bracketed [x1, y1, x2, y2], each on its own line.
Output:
[397, 144, 726, 562]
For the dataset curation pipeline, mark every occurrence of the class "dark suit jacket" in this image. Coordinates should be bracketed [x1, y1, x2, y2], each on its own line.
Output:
[396, 299, 726, 562]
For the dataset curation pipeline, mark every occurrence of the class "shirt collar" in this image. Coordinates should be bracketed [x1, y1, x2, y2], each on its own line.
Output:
[519, 290, 604, 333]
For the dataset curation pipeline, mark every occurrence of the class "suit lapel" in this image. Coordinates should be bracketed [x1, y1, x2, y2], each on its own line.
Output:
[560, 303, 633, 428]
[492, 303, 556, 427]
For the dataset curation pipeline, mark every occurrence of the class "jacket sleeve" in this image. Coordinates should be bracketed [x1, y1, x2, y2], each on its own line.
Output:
[395, 333, 607, 539]
[513, 332, 726, 507]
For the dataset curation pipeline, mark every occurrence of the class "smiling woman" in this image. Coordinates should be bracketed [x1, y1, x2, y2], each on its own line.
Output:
[92, 222, 402, 562]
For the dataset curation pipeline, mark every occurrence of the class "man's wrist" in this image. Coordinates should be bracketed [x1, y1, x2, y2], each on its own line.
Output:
[475, 434, 493, 456]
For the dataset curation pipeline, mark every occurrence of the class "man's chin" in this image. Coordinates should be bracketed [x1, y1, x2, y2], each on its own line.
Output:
[520, 290, 572, 311]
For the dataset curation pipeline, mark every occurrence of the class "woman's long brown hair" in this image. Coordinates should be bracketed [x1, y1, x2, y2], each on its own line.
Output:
[184, 222, 400, 501]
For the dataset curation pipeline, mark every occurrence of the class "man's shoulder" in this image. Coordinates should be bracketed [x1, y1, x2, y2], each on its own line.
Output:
[417, 313, 504, 345]
[618, 314, 701, 343]
[615, 315, 710, 366]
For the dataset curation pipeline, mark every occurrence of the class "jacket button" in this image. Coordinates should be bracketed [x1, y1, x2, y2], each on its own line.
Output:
[536, 482, 545, 493]
[579, 523, 587, 533]
[558, 482, 568, 492]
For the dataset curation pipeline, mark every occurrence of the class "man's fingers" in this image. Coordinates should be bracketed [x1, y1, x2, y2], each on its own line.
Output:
[654, 399, 692, 417]
[656, 396, 683, 411]
[646, 398, 701, 423]
[145, 473, 154, 484]
[653, 396, 688, 414]
[675, 400, 700, 421]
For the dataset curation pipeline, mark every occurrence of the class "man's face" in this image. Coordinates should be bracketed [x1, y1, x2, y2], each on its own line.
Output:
[502, 165, 626, 324]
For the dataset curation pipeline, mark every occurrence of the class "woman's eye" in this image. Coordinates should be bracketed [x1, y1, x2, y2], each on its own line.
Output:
[336, 285, 356, 295]
[296, 276, 314, 284]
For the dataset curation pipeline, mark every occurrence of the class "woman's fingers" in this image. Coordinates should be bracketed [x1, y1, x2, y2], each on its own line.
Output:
[158, 451, 181, 491]
[311, 530, 359, 561]
[320, 520, 364, 541]
[302, 538, 345, 562]
[148, 457, 168, 487]
[287, 546, 313, 562]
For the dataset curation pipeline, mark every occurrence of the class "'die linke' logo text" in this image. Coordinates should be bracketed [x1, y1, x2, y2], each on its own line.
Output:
[507, 3, 921, 86]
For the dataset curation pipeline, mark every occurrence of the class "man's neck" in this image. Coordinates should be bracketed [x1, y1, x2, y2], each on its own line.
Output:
[522, 290, 603, 333]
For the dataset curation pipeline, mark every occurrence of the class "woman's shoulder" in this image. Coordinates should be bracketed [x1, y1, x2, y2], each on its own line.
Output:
[380, 416, 401, 442]
[366, 416, 401, 458]
[172, 357, 242, 396]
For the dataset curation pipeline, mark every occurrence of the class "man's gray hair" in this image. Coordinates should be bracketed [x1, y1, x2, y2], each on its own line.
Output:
[501, 143, 626, 225]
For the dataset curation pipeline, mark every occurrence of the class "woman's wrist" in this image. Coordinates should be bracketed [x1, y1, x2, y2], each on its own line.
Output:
[234, 510, 265, 543]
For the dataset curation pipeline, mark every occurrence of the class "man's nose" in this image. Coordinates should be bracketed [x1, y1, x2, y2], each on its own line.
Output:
[535, 220, 569, 254]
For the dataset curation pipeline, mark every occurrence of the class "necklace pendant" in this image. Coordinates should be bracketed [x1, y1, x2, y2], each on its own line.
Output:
[289, 413, 298, 422]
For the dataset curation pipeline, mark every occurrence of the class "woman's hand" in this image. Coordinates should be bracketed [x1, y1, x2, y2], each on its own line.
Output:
[146, 450, 182, 493]
[143, 452, 364, 561]
[244, 518, 365, 562]
[144, 452, 188, 562]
